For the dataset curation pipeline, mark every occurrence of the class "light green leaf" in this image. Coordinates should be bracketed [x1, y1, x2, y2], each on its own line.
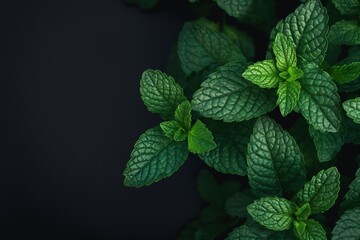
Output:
[271, 0, 328, 66]
[342, 168, 360, 210]
[295, 167, 340, 214]
[160, 121, 184, 141]
[329, 62, 360, 84]
[242, 60, 281, 88]
[124, 127, 188, 187]
[178, 20, 246, 75]
[140, 69, 186, 118]
[309, 126, 345, 162]
[298, 64, 341, 133]
[192, 62, 277, 122]
[295, 203, 311, 221]
[247, 116, 306, 197]
[297, 219, 326, 240]
[175, 100, 192, 132]
[225, 190, 256, 218]
[199, 121, 253, 176]
[247, 197, 296, 231]
[294, 220, 307, 236]
[126, 0, 159, 9]
[343, 97, 360, 124]
[279, 66, 303, 82]
[273, 33, 297, 71]
[329, 20, 360, 45]
[188, 120, 216, 154]
[332, 0, 360, 15]
[277, 80, 301, 116]
[332, 208, 360, 240]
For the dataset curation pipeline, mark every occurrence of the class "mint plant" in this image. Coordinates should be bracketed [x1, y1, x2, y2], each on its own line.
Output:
[124, 0, 360, 239]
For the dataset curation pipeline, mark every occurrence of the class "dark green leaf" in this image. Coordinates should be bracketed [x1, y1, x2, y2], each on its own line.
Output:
[188, 120, 216, 154]
[329, 20, 360, 45]
[332, 208, 360, 240]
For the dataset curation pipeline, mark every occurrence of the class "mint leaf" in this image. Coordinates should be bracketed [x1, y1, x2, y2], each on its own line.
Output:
[247, 116, 306, 196]
[199, 121, 253, 176]
[178, 20, 246, 75]
[188, 120, 216, 154]
[329, 62, 360, 84]
[277, 80, 301, 116]
[295, 203, 311, 221]
[272, 0, 328, 66]
[223, 25, 255, 60]
[225, 189, 256, 218]
[124, 127, 188, 187]
[296, 219, 326, 240]
[192, 62, 277, 122]
[273, 33, 297, 71]
[140, 69, 186, 118]
[342, 168, 360, 210]
[175, 100, 192, 132]
[214, 0, 253, 18]
[279, 66, 303, 82]
[329, 20, 360, 45]
[332, 0, 360, 15]
[343, 97, 360, 124]
[242, 60, 281, 88]
[247, 197, 296, 231]
[160, 120, 185, 141]
[295, 167, 340, 214]
[332, 208, 360, 240]
[298, 64, 341, 133]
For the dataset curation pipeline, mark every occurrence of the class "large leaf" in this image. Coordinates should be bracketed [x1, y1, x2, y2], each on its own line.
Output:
[332, 0, 360, 15]
[332, 208, 360, 240]
[297, 219, 326, 240]
[329, 20, 360, 45]
[225, 190, 256, 218]
[342, 168, 360, 210]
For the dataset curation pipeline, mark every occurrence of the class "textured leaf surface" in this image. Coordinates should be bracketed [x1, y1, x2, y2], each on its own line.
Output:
[343, 97, 360, 124]
[295, 167, 340, 214]
[247, 116, 306, 196]
[192, 62, 277, 122]
[273, 33, 297, 71]
[247, 197, 296, 231]
[199, 121, 253, 176]
[140, 69, 186, 118]
[332, 208, 360, 240]
[309, 126, 345, 162]
[332, 0, 360, 15]
[225, 190, 255, 218]
[174, 100, 192, 131]
[214, 0, 253, 18]
[178, 20, 245, 75]
[330, 62, 360, 84]
[160, 121, 183, 140]
[298, 65, 341, 132]
[242, 60, 280, 88]
[223, 25, 255, 60]
[124, 127, 188, 187]
[188, 120, 216, 154]
[295, 203, 311, 221]
[342, 168, 360, 209]
[298, 219, 326, 240]
[329, 20, 360, 45]
[271, 0, 328, 66]
[277, 80, 301, 116]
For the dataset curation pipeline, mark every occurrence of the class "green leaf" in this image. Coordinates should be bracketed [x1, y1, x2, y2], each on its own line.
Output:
[140, 69, 186, 118]
[188, 120, 216, 154]
[273, 33, 297, 71]
[279, 66, 303, 82]
[247, 116, 306, 196]
[295, 203, 312, 221]
[271, 0, 328, 66]
[295, 167, 340, 214]
[124, 127, 188, 187]
[329, 62, 360, 85]
[125, 0, 159, 9]
[175, 100, 192, 132]
[309, 126, 345, 162]
[297, 219, 326, 240]
[329, 20, 360, 45]
[214, 0, 253, 18]
[342, 168, 360, 210]
[332, 0, 360, 15]
[332, 208, 360, 240]
[277, 80, 301, 116]
[294, 220, 307, 236]
[178, 20, 246, 75]
[160, 121, 183, 140]
[242, 60, 281, 88]
[192, 62, 277, 122]
[223, 25, 255, 60]
[247, 197, 296, 231]
[298, 64, 341, 133]
[343, 97, 360, 124]
[225, 189, 256, 218]
[199, 121, 254, 176]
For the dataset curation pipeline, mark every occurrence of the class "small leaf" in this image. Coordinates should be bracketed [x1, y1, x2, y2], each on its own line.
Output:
[279, 66, 303, 82]
[140, 69, 186, 118]
[124, 127, 188, 187]
[332, 0, 360, 15]
[192, 61, 277, 122]
[242, 60, 280, 88]
[343, 97, 360, 124]
[295, 203, 311, 221]
[175, 100, 192, 131]
[295, 167, 340, 214]
[225, 189, 256, 218]
[188, 120, 216, 154]
[247, 116, 306, 197]
[160, 120, 183, 140]
[277, 80, 301, 116]
[332, 208, 360, 240]
[342, 168, 360, 210]
[247, 197, 296, 231]
[329, 20, 360, 45]
[273, 33, 297, 71]
[329, 62, 360, 84]
[297, 219, 326, 240]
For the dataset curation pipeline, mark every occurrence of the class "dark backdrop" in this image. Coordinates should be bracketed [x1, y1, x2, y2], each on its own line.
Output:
[0, 0, 205, 239]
